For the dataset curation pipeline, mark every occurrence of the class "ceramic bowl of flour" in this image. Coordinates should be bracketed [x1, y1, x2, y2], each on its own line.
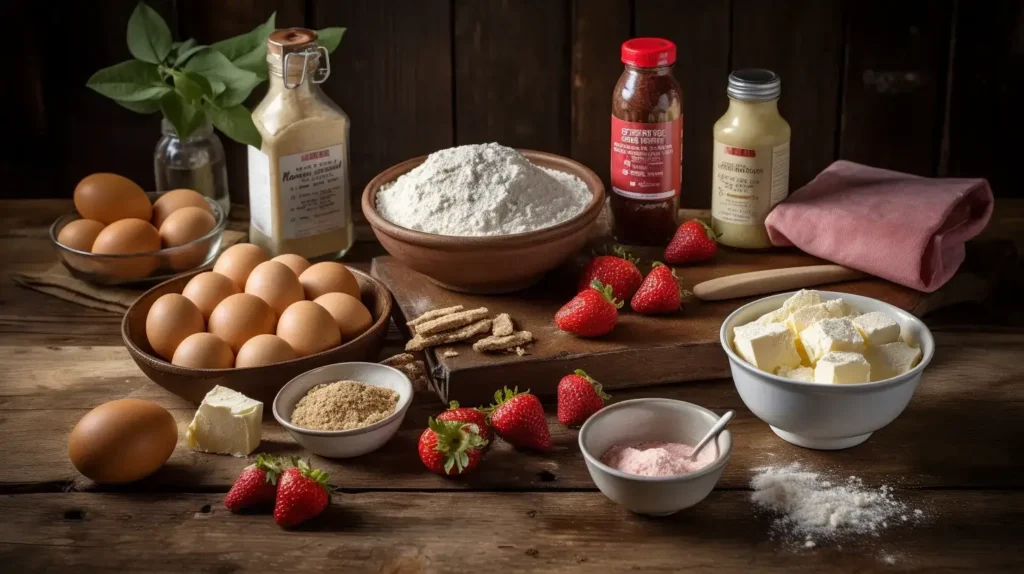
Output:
[362, 146, 605, 294]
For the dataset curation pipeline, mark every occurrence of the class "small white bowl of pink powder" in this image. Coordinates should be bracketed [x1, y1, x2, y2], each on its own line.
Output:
[579, 398, 732, 516]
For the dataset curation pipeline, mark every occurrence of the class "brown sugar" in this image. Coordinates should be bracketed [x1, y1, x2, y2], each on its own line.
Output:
[290, 380, 399, 431]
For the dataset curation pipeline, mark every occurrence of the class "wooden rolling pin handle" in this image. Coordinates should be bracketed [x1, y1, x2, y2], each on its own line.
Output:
[692, 265, 867, 301]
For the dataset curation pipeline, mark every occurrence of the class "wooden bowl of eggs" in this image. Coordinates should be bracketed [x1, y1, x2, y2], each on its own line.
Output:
[122, 243, 393, 405]
[50, 173, 227, 285]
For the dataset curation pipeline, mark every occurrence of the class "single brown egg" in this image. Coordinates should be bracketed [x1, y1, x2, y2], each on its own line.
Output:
[172, 332, 235, 369]
[146, 293, 205, 360]
[57, 219, 105, 252]
[91, 218, 161, 280]
[235, 334, 297, 368]
[181, 271, 239, 320]
[159, 206, 216, 248]
[271, 253, 311, 276]
[299, 262, 360, 300]
[276, 300, 341, 357]
[208, 293, 276, 353]
[67, 398, 177, 484]
[213, 243, 270, 290]
[151, 189, 212, 228]
[245, 261, 304, 317]
[314, 292, 373, 340]
[74, 173, 152, 224]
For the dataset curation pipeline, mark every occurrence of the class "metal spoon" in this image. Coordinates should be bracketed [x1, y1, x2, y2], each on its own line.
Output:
[688, 410, 734, 460]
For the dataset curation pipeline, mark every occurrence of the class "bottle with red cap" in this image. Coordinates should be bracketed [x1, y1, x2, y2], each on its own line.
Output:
[610, 38, 683, 245]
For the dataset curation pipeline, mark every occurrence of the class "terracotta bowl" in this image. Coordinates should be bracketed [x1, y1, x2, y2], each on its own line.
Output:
[361, 149, 605, 293]
[122, 267, 393, 406]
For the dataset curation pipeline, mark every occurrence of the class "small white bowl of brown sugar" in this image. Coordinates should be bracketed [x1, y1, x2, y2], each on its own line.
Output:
[273, 362, 413, 458]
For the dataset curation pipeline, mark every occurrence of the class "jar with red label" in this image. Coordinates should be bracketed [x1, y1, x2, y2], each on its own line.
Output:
[610, 38, 683, 245]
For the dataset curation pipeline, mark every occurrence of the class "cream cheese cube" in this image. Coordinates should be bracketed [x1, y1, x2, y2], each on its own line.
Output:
[776, 365, 815, 383]
[864, 342, 922, 381]
[754, 307, 789, 325]
[785, 299, 848, 334]
[814, 352, 871, 384]
[733, 322, 802, 373]
[187, 385, 263, 457]
[853, 312, 901, 346]
[799, 318, 865, 363]
[781, 289, 822, 315]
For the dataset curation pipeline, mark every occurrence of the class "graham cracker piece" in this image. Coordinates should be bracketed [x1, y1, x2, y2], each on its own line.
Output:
[380, 353, 416, 368]
[379, 353, 431, 392]
[406, 319, 492, 351]
[407, 305, 464, 328]
[415, 307, 489, 336]
[492, 313, 514, 337]
[514, 347, 527, 356]
[473, 330, 534, 353]
[441, 349, 459, 358]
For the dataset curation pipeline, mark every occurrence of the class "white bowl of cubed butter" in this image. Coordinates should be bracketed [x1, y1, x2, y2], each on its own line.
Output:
[720, 290, 933, 450]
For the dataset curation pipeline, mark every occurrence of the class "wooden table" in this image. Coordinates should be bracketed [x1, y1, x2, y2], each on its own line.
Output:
[1, 200, 1022, 572]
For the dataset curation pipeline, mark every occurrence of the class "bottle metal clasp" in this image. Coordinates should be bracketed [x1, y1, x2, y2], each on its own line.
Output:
[283, 46, 331, 89]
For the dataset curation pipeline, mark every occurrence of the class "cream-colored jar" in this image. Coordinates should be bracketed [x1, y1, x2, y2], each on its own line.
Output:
[711, 69, 791, 249]
[248, 28, 353, 260]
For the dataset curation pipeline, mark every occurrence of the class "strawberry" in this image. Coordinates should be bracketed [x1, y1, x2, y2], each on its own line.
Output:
[557, 369, 610, 427]
[664, 220, 717, 264]
[436, 401, 493, 446]
[418, 417, 487, 476]
[273, 458, 331, 528]
[224, 453, 286, 513]
[631, 262, 685, 315]
[577, 246, 643, 301]
[484, 387, 551, 451]
[555, 280, 622, 337]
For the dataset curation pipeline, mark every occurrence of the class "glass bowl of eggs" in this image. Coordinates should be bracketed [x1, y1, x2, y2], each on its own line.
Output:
[50, 173, 227, 285]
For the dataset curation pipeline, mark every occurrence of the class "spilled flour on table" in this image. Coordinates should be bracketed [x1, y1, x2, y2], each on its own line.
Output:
[750, 463, 927, 554]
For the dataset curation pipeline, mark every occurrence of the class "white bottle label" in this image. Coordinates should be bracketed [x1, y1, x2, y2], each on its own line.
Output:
[247, 145, 272, 236]
[277, 144, 348, 240]
[711, 141, 791, 225]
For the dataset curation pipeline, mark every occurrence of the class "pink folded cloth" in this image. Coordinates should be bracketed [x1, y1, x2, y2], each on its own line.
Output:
[765, 160, 994, 292]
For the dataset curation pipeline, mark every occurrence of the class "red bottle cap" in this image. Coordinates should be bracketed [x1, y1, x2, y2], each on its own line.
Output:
[621, 38, 677, 68]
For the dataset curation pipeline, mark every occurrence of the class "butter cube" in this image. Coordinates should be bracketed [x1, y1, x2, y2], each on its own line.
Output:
[864, 342, 922, 381]
[754, 307, 789, 325]
[781, 289, 822, 315]
[733, 322, 802, 373]
[814, 352, 871, 384]
[187, 386, 263, 457]
[785, 299, 848, 334]
[799, 318, 865, 363]
[853, 312, 901, 346]
[823, 298, 851, 317]
[776, 365, 815, 383]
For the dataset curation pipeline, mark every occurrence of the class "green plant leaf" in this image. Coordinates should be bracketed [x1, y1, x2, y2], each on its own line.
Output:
[205, 102, 261, 148]
[316, 27, 346, 54]
[127, 2, 173, 64]
[173, 41, 208, 68]
[160, 90, 205, 140]
[211, 12, 275, 78]
[185, 50, 261, 107]
[86, 60, 170, 102]
[116, 99, 162, 114]
[171, 70, 209, 102]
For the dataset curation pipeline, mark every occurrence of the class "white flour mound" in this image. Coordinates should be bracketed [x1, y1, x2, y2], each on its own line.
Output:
[375, 143, 591, 237]
[750, 464, 922, 547]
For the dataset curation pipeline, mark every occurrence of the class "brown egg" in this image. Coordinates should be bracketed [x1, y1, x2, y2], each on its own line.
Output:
[57, 219, 105, 252]
[181, 272, 239, 320]
[159, 206, 216, 248]
[74, 173, 152, 224]
[91, 218, 161, 280]
[235, 334, 297, 368]
[276, 300, 341, 357]
[245, 261, 304, 317]
[172, 332, 235, 369]
[314, 292, 373, 340]
[152, 189, 212, 228]
[145, 293, 205, 360]
[299, 262, 360, 300]
[213, 243, 270, 290]
[272, 253, 312, 276]
[208, 293, 276, 353]
[67, 398, 177, 484]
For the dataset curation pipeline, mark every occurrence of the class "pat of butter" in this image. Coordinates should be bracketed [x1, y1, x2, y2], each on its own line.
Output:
[864, 342, 922, 381]
[785, 299, 848, 334]
[776, 365, 815, 383]
[733, 322, 802, 373]
[853, 312, 901, 346]
[187, 385, 263, 457]
[754, 307, 789, 325]
[799, 318, 865, 363]
[781, 289, 822, 315]
[814, 352, 871, 384]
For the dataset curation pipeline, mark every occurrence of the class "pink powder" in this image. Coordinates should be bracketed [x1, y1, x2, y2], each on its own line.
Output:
[600, 441, 717, 477]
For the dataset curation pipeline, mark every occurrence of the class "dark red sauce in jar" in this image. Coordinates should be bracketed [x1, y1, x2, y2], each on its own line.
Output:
[610, 38, 683, 245]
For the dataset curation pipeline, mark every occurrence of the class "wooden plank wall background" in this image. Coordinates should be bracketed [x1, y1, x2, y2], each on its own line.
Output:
[2, 0, 1021, 209]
